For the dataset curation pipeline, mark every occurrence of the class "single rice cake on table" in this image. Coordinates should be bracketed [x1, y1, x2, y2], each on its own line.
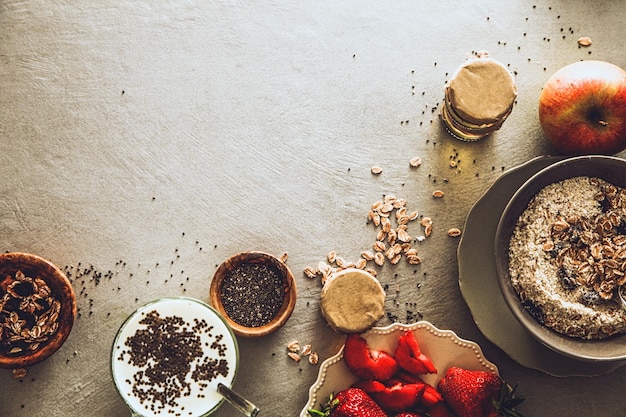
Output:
[320, 268, 386, 334]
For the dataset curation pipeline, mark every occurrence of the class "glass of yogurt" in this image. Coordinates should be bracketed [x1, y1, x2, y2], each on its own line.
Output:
[111, 297, 255, 417]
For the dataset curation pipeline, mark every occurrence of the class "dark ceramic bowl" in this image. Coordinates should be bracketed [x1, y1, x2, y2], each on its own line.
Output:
[210, 251, 296, 337]
[495, 155, 626, 362]
[0, 252, 76, 369]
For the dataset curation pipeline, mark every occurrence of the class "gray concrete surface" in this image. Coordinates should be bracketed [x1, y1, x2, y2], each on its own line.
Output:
[1, 1, 625, 416]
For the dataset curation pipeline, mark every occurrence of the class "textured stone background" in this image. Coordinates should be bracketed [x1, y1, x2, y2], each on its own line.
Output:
[1, 1, 625, 416]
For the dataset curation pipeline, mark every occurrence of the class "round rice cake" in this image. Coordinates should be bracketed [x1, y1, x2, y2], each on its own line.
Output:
[320, 268, 385, 333]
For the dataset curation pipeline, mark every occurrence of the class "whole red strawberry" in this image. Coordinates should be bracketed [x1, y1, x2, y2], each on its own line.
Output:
[308, 388, 387, 417]
[437, 367, 524, 417]
[343, 334, 399, 381]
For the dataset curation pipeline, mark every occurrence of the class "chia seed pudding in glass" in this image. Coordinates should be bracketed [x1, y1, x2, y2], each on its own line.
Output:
[111, 297, 238, 417]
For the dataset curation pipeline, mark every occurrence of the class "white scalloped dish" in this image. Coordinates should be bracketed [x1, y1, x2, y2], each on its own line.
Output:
[300, 321, 498, 416]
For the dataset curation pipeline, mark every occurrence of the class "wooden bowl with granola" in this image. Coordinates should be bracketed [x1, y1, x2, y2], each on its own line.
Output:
[0, 252, 76, 369]
[210, 251, 296, 338]
[495, 155, 626, 362]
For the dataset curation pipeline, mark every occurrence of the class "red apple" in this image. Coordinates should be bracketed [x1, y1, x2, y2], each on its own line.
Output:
[539, 60, 626, 155]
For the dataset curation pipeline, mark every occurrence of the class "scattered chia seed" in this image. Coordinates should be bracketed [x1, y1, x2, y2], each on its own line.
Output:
[220, 263, 285, 328]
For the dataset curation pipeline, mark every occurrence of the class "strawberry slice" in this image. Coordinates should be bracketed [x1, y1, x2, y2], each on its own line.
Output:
[367, 379, 425, 413]
[426, 402, 454, 417]
[343, 334, 399, 381]
[394, 413, 424, 417]
[394, 368, 442, 408]
[420, 383, 443, 408]
[394, 331, 437, 375]
[352, 379, 386, 394]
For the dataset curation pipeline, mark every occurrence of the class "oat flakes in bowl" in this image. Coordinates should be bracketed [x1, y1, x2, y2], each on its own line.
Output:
[495, 155, 626, 362]
[0, 252, 76, 369]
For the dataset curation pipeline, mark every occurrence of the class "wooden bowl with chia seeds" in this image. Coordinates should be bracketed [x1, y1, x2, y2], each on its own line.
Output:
[495, 155, 626, 363]
[210, 251, 296, 337]
[0, 252, 77, 369]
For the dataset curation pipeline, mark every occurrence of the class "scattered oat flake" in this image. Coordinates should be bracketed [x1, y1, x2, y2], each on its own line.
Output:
[12, 368, 27, 379]
[447, 228, 462, 237]
[432, 190, 445, 198]
[327, 251, 337, 264]
[280, 252, 289, 263]
[287, 340, 300, 353]
[287, 352, 301, 362]
[300, 344, 312, 356]
[309, 352, 319, 365]
[577, 36, 592, 46]
[355, 258, 367, 269]
[303, 267, 318, 279]
[371, 166, 383, 175]
[409, 157, 422, 167]
[420, 217, 433, 227]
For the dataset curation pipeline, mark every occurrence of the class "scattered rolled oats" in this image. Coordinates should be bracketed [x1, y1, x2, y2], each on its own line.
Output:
[287, 352, 301, 362]
[365, 268, 378, 277]
[355, 258, 367, 270]
[389, 254, 402, 265]
[371, 166, 383, 175]
[300, 344, 312, 356]
[577, 36, 592, 46]
[303, 267, 318, 279]
[447, 228, 462, 238]
[409, 157, 422, 167]
[327, 251, 337, 264]
[287, 340, 300, 353]
[374, 252, 385, 266]
[397, 229, 412, 243]
[1, 271, 61, 357]
[360, 250, 375, 261]
[12, 368, 27, 379]
[373, 241, 386, 252]
[308, 351, 319, 365]
[432, 190, 445, 198]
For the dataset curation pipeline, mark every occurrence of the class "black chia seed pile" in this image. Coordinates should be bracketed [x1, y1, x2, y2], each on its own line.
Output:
[220, 263, 285, 327]
[117, 310, 229, 415]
